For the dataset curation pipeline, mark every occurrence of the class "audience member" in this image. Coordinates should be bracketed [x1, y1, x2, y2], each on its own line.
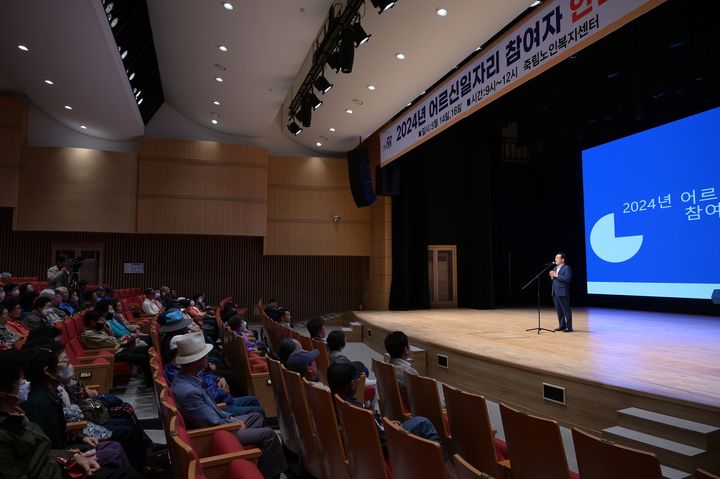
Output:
[2, 283, 19, 300]
[171, 332, 287, 478]
[23, 296, 54, 330]
[54, 287, 77, 316]
[141, 288, 163, 315]
[3, 300, 28, 343]
[164, 335, 264, 417]
[0, 349, 140, 479]
[20, 340, 132, 469]
[0, 304, 19, 350]
[278, 338, 301, 365]
[81, 311, 151, 385]
[306, 316, 326, 342]
[384, 330, 418, 404]
[327, 361, 442, 456]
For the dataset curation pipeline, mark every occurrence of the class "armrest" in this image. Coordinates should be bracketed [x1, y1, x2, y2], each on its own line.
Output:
[81, 347, 117, 355]
[187, 422, 244, 438]
[199, 449, 263, 467]
[67, 421, 88, 432]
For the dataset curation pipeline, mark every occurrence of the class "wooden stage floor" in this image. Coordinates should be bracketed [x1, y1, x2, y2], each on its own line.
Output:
[354, 307, 720, 410]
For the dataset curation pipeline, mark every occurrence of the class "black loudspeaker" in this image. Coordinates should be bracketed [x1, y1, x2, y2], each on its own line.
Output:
[375, 164, 400, 196]
[347, 149, 376, 207]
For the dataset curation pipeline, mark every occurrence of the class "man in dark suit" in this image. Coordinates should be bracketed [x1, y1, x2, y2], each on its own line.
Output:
[549, 252, 573, 332]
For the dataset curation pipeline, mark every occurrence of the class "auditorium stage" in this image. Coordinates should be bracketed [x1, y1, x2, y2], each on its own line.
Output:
[352, 307, 720, 431]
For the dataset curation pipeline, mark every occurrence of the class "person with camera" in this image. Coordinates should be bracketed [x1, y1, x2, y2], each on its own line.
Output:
[47, 254, 71, 290]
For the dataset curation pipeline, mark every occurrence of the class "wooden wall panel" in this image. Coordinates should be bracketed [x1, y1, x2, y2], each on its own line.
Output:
[0, 208, 367, 322]
[265, 155, 370, 256]
[137, 138, 267, 236]
[136, 197, 266, 236]
[16, 146, 137, 233]
[0, 96, 27, 208]
[363, 133, 392, 309]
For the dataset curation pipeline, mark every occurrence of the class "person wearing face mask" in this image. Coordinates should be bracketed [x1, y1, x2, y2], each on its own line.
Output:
[141, 288, 163, 315]
[81, 311, 152, 386]
[2, 283, 19, 301]
[22, 296, 54, 330]
[18, 341, 138, 474]
[57, 362, 153, 472]
[2, 300, 28, 343]
[192, 292, 207, 312]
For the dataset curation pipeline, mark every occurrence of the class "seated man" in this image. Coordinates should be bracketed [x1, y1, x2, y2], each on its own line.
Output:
[326, 329, 377, 397]
[164, 335, 264, 417]
[81, 311, 151, 385]
[327, 361, 442, 456]
[171, 332, 287, 479]
[384, 330, 418, 405]
[54, 287, 77, 316]
[277, 338, 301, 366]
[141, 289, 163, 316]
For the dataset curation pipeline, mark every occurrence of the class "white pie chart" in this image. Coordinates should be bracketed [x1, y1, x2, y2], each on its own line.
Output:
[590, 213, 644, 263]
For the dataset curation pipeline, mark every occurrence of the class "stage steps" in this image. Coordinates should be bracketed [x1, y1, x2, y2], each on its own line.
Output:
[603, 407, 720, 476]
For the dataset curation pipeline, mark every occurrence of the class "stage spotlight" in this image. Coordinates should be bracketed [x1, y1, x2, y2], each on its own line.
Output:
[306, 91, 323, 110]
[327, 49, 341, 72]
[338, 28, 355, 73]
[287, 121, 302, 136]
[351, 22, 371, 47]
[370, 0, 396, 14]
[296, 101, 312, 127]
[314, 74, 333, 94]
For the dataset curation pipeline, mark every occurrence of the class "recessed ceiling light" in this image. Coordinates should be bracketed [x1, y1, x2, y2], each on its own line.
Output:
[135, 90, 142, 99]
[121, 50, 128, 59]
[137, 98, 144, 105]
[211, 119, 218, 125]
[436, 7, 448, 16]
[222, 2, 234, 10]
[406, 102, 412, 107]
[17, 44, 29, 52]
[218, 45, 228, 52]
[395, 52, 406, 60]
[212, 100, 220, 106]
[530, 0, 541, 7]
[315, 142, 322, 147]
[64, 105, 73, 110]
[80, 125, 87, 130]
[215, 76, 224, 82]
[345, 109, 353, 114]
[128, 72, 135, 81]
[110, 17, 119, 28]
[367, 84, 376, 91]
[329, 127, 336, 132]
[475, 46, 482, 52]
[44, 79, 54, 85]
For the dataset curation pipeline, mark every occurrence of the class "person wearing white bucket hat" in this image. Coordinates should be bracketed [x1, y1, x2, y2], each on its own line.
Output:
[171, 332, 287, 478]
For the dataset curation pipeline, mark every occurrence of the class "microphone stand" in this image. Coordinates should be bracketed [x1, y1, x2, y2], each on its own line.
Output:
[521, 263, 555, 334]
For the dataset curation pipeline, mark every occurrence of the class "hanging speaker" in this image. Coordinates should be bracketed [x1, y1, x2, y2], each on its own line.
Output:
[347, 149, 376, 207]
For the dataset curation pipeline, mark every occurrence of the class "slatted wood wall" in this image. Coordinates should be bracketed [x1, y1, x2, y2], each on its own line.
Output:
[0, 208, 367, 321]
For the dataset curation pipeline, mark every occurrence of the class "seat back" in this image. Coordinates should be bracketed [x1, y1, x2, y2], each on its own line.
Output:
[335, 395, 390, 479]
[373, 358, 409, 421]
[169, 414, 198, 478]
[443, 384, 504, 478]
[404, 371, 448, 439]
[281, 366, 324, 478]
[305, 380, 351, 479]
[266, 357, 299, 454]
[311, 338, 330, 385]
[383, 416, 449, 479]
[500, 403, 571, 479]
[696, 470, 720, 479]
[454, 453, 494, 479]
[572, 427, 663, 479]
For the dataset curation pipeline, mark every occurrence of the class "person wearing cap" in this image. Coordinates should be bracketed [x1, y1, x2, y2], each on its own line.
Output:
[141, 289, 163, 316]
[164, 335, 264, 418]
[171, 332, 288, 479]
[47, 254, 71, 289]
[286, 349, 331, 393]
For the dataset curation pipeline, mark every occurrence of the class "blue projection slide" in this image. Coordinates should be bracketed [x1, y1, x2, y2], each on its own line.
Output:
[582, 106, 720, 299]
